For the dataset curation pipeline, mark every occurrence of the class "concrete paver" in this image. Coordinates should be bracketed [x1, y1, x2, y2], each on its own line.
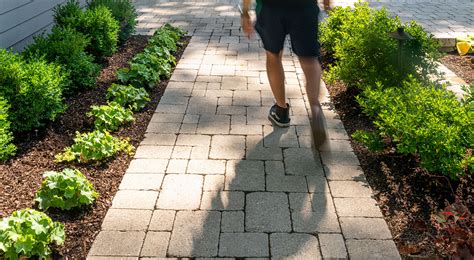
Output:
[89, 0, 401, 258]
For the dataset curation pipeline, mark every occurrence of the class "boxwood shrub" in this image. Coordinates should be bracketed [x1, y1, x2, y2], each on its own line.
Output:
[87, 0, 137, 43]
[320, 2, 441, 89]
[0, 97, 16, 161]
[357, 78, 473, 179]
[0, 49, 66, 133]
[24, 26, 100, 93]
[53, 0, 119, 59]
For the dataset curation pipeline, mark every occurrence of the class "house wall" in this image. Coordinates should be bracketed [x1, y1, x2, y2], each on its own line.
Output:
[0, 0, 86, 52]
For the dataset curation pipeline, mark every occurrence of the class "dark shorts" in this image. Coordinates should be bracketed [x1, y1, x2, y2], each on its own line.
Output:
[255, 2, 320, 57]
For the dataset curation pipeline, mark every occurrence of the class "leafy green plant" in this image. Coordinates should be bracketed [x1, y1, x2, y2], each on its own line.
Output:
[55, 130, 134, 163]
[117, 63, 160, 89]
[461, 85, 474, 104]
[35, 168, 99, 210]
[87, 0, 137, 43]
[24, 26, 100, 93]
[0, 209, 65, 259]
[106, 84, 150, 111]
[87, 102, 134, 131]
[80, 5, 120, 58]
[53, 0, 83, 28]
[352, 129, 384, 152]
[0, 97, 16, 161]
[0, 49, 66, 133]
[321, 2, 440, 89]
[149, 24, 184, 52]
[357, 78, 473, 179]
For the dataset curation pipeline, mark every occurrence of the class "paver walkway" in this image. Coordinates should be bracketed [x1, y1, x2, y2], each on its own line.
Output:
[333, 0, 474, 48]
[88, 0, 400, 259]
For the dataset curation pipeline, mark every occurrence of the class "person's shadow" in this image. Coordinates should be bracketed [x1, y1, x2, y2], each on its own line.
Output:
[183, 124, 336, 258]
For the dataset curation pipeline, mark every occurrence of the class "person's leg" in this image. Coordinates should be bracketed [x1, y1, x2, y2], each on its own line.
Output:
[298, 56, 321, 107]
[266, 50, 287, 108]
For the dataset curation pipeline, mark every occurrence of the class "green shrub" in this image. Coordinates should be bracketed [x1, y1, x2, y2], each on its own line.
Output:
[80, 6, 120, 58]
[87, 102, 134, 131]
[352, 130, 384, 152]
[24, 26, 100, 93]
[53, 0, 83, 28]
[0, 209, 65, 259]
[0, 97, 16, 161]
[0, 49, 66, 133]
[106, 84, 150, 111]
[357, 78, 473, 179]
[87, 0, 137, 43]
[35, 168, 99, 210]
[55, 130, 134, 163]
[321, 2, 440, 89]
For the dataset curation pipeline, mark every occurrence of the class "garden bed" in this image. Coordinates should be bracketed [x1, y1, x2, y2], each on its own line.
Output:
[440, 52, 474, 85]
[0, 35, 189, 258]
[323, 65, 473, 257]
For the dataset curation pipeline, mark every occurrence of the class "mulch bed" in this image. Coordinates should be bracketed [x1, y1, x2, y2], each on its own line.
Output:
[440, 52, 474, 85]
[322, 54, 473, 258]
[0, 35, 190, 258]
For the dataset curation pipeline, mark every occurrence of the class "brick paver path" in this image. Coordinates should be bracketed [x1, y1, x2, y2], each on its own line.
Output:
[88, 0, 400, 259]
[333, 0, 474, 48]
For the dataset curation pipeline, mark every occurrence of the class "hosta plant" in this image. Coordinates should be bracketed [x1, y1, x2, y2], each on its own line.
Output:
[87, 102, 134, 131]
[35, 168, 99, 210]
[0, 209, 65, 259]
[106, 84, 150, 111]
[55, 130, 134, 163]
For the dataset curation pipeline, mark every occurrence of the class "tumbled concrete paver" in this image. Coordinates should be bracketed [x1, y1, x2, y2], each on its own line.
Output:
[219, 233, 269, 257]
[111, 190, 158, 210]
[88, 231, 145, 256]
[157, 174, 203, 209]
[168, 211, 221, 257]
[246, 192, 291, 232]
[270, 233, 321, 259]
[90, 0, 399, 257]
[149, 210, 176, 231]
[340, 217, 393, 239]
[319, 233, 348, 259]
[346, 239, 401, 260]
[101, 209, 152, 231]
[140, 232, 171, 257]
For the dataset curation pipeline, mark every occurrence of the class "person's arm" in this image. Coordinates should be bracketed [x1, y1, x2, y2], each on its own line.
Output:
[241, 0, 253, 38]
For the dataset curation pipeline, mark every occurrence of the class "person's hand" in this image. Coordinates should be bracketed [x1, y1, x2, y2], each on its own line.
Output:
[241, 12, 253, 39]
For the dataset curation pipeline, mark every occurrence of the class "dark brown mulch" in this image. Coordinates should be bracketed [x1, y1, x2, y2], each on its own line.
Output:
[323, 58, 473, 258]
[0, 35, 190, 258]
[440, 52, 474, 85]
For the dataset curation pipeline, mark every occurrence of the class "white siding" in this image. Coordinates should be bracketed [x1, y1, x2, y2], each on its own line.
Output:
[0, 0, 86, 52]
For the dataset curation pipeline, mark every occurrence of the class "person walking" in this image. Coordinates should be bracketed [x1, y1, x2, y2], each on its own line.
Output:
[240, 0, 330, 147]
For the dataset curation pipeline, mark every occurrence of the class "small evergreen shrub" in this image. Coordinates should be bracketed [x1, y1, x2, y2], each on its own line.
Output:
[357, 78, 473, 179]
[87, 102, 134, 131]
[352, 130, 384, 152]
[53, 0, 83, 28]
[35, 168, 99, 210]
[80, 6, 120, 58]
[24, 26, 100, 93]
[55, 130, 134, 163]
[106, 83, 150, 111]
[0, 209, 65, 259]
[87, 0, 137, 43]
[320, 2, 440, 89]
[0, 97, 16, 161]
[0, 49, 65, 133]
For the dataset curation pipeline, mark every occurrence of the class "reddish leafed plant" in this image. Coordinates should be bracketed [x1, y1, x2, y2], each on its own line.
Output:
[432, 201, 474, 259]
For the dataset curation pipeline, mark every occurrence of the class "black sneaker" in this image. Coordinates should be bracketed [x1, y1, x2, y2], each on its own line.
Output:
[268, 103, 290, 127]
